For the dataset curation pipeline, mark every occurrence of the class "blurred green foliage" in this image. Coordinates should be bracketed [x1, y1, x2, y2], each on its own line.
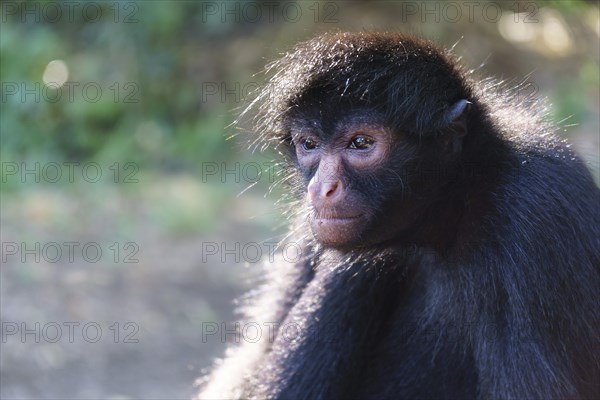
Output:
[1, 1, 255, 172]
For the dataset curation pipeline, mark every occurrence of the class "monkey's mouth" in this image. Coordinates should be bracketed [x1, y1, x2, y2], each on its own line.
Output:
[312, 210, 362, 224]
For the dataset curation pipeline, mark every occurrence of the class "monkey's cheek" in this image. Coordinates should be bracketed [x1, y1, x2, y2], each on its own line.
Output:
[310, 217, 364, 247]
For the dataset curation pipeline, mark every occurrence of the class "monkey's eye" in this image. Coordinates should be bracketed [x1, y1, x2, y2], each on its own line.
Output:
[349, 136, 374, 150]
[301, 137, 319, 151]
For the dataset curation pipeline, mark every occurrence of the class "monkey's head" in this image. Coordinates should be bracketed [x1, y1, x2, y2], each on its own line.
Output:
[254, 32, 481, 250]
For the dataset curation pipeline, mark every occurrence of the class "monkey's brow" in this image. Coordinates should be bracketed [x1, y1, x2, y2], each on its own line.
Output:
[336, 121, 388, 133]
[288, 111, 387, 140]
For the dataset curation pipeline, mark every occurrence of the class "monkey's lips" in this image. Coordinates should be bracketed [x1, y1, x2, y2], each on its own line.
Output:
[310, 214, 364, 247]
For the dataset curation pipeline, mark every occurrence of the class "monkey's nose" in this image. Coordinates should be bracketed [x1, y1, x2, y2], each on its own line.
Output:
[323, 181, 339, 198]
[308, 180, 342, 204]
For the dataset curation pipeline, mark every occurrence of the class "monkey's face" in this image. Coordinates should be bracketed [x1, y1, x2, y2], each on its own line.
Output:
[291, 114, 410, 248]
[261, 32, 473, 250]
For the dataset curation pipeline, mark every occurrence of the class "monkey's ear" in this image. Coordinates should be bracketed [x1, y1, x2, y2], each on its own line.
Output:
[444, 99, 470, 152]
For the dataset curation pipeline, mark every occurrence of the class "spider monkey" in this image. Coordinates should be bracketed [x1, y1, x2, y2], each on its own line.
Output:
[198, 32, 600, 400]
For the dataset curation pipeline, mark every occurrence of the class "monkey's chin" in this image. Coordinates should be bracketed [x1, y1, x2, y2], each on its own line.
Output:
[310, 216, 364, 248]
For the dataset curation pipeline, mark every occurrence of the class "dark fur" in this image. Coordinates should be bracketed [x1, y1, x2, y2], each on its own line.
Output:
[198, 33, 600, 400]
